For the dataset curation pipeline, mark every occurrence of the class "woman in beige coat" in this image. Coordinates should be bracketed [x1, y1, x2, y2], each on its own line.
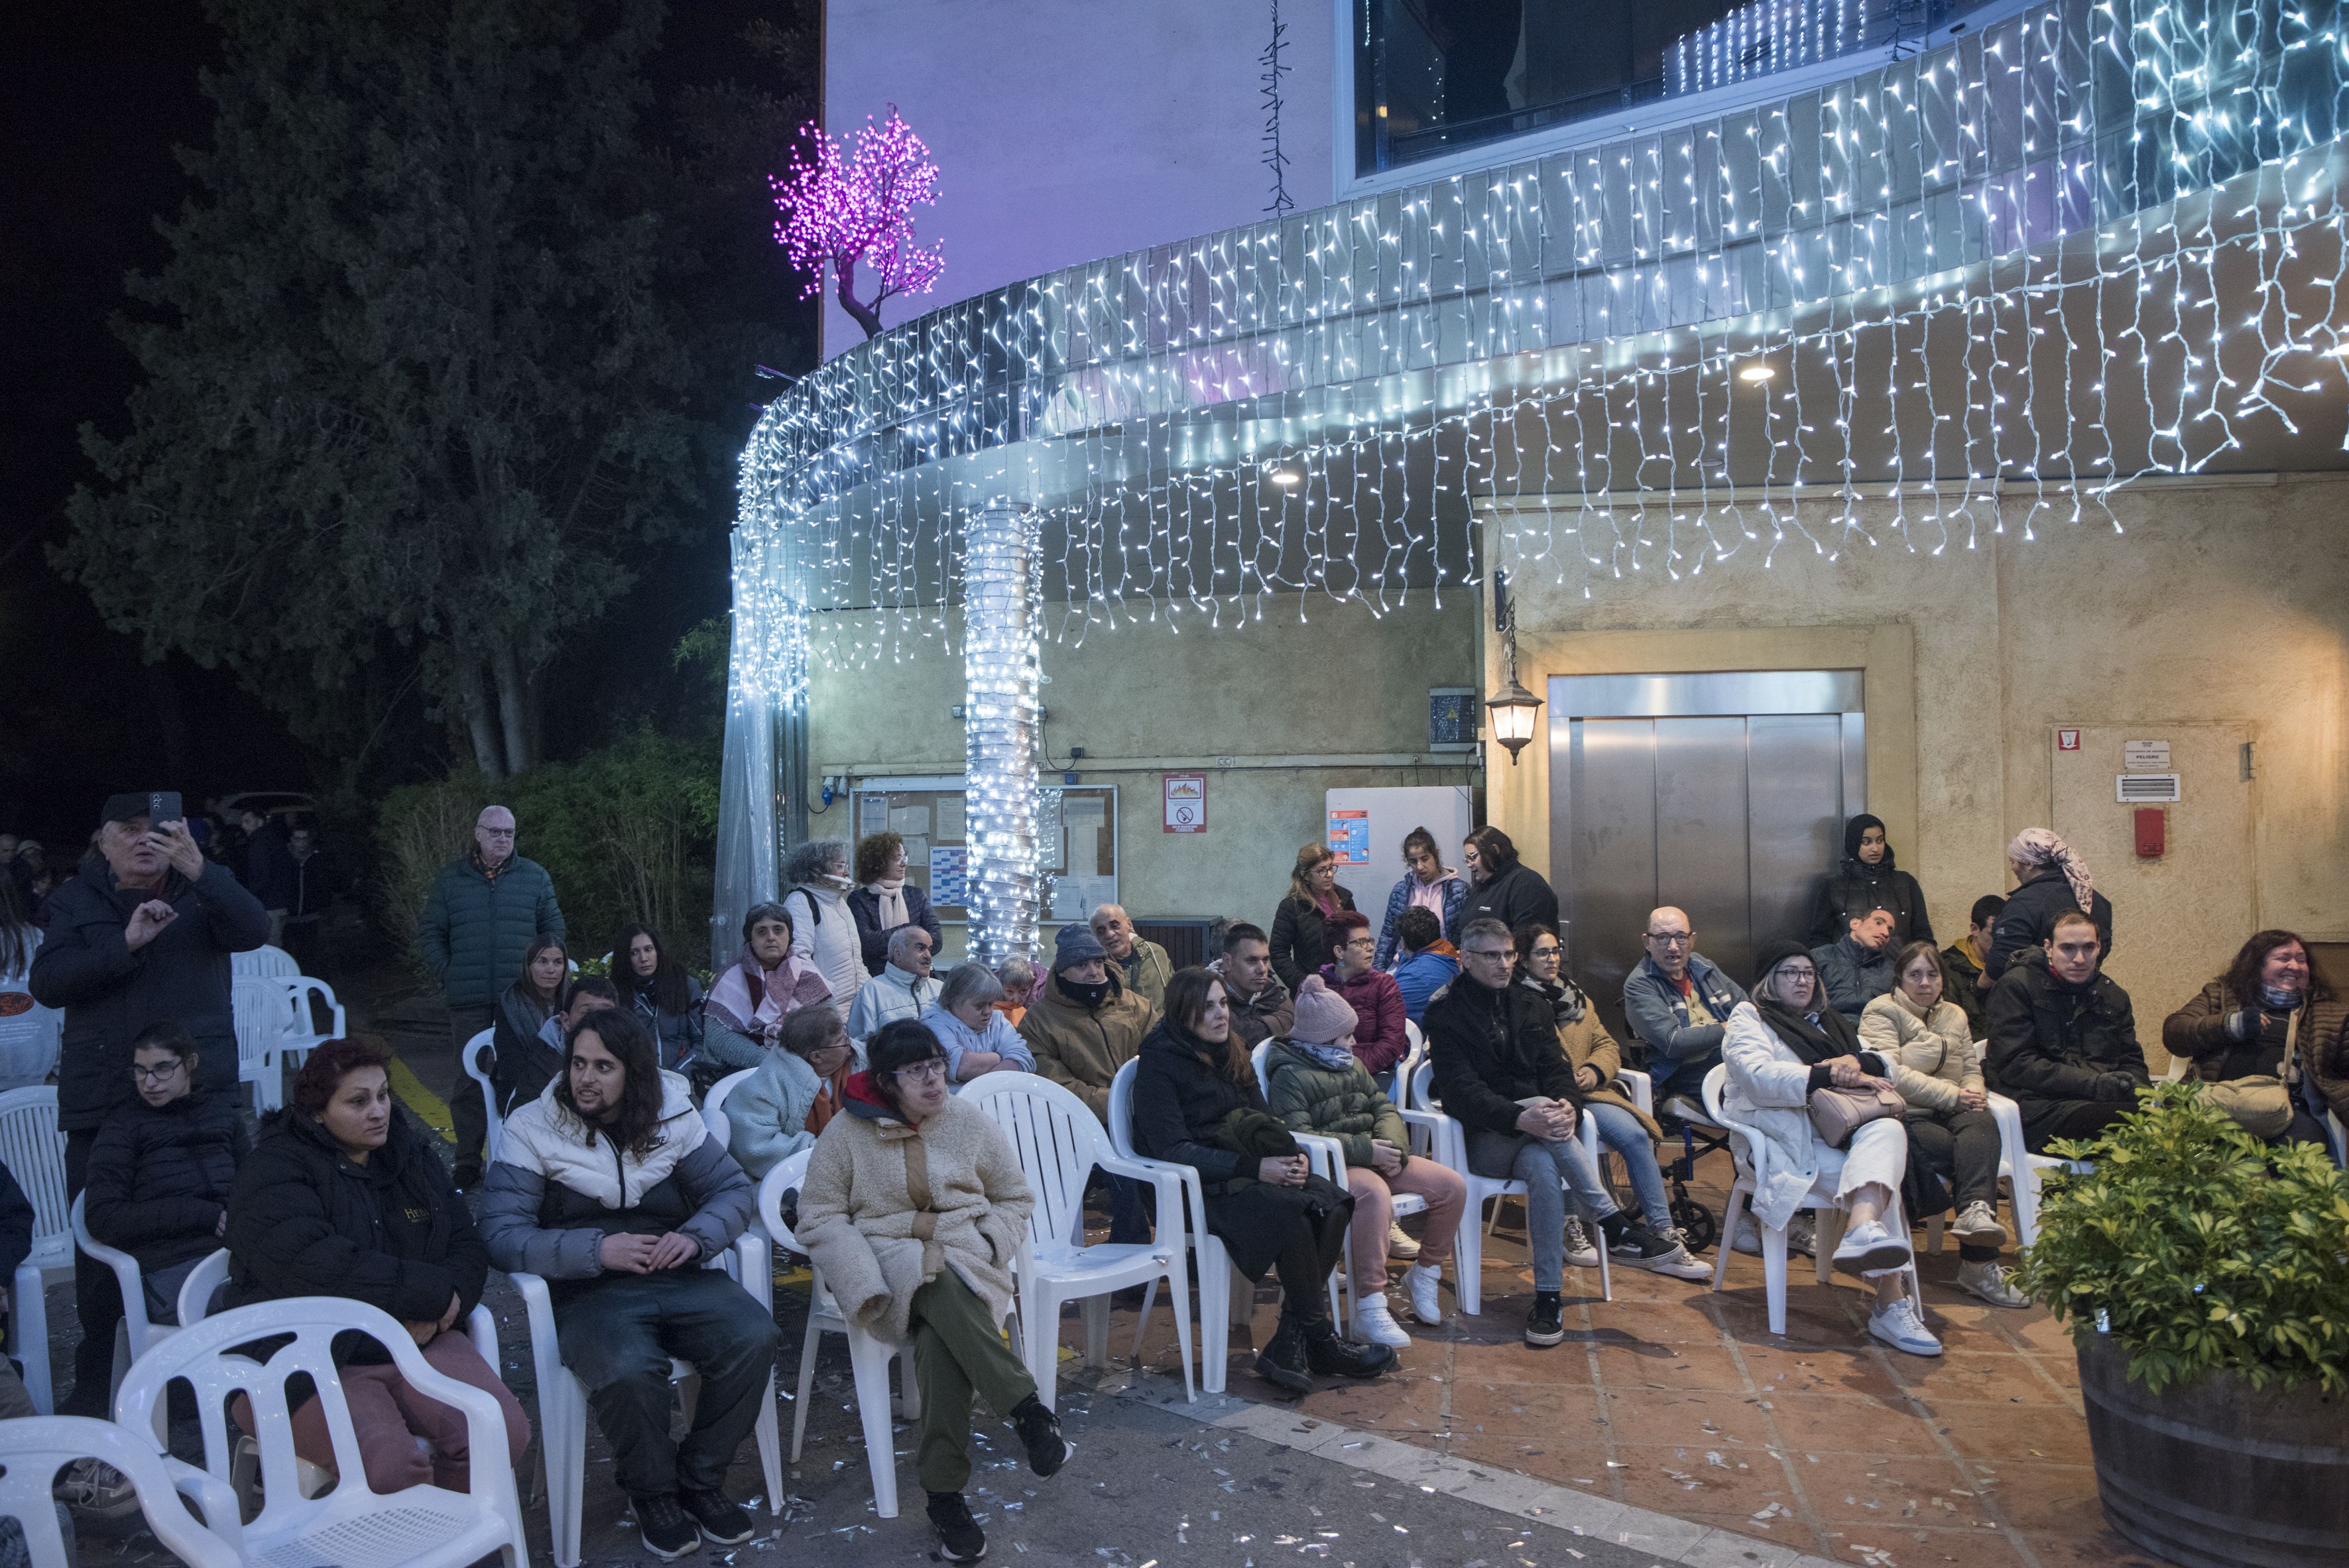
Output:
[1858, 943, 2027, 1307]
[797, 1018, 1070, 1561]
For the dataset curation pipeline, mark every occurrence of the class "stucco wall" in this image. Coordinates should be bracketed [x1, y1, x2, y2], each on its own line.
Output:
[1482, 473, 2349, 1035]
[819, 0, 1335, 358]
[807, 591, 1478, 930]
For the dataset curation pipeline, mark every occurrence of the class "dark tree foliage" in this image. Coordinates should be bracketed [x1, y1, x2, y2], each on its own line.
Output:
[60, 0, 811, 780]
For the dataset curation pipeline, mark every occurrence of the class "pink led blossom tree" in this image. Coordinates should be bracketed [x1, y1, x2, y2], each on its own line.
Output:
[770, 105, 944, 341]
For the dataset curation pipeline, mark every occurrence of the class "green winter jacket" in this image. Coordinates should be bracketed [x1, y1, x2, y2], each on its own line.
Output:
[417, 853, 566, 1010]
[1262, 1037, 1410, 1170]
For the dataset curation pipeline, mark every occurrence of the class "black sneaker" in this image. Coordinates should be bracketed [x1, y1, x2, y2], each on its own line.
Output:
[678, 1487, 755, 1544]
[1008, 1394, 1072, 1478]
[1524, 1290, 1566, 1347]
[1253, 1313, 1314, 1396]
[632, 1492, 701, 1560]
[926, 1490, 987, 1561]
[1598, 1211, 1678, 1261]
[1301, 1318, 1395, 1378]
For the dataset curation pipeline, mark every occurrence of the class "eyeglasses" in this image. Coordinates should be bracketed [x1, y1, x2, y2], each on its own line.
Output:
[1342, 935, 1376, 949]
[1463, 947, 1514, 963]
[480, 828, 516, 839]
[1530, 945, 1561, 959]
[1645, 932, 1692, 946]
[132, 1061, 185, 1083]
[1774, 966, 1819, 983]
[893, 1060, 949, 1085]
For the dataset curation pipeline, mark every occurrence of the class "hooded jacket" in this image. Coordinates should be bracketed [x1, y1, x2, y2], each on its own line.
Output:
[1113, 937, 1175, 1012]
[1984, 956, 2148, 1116]
[30, 855, 271, 1131]
[1128, 1018, 1267, 1187]
[1207, 959, 1294, 1050]
[1421, 971, 1580, 1138]
[1268, 886, 1356, 992]
[477, 1070, 755, 1287]
[416, 851, 565, 1011]
[1986, 871, 2115, 981]
[1374, 870, 1467, 969]
[1620, 953, 1747, 1075]
[1811, 934, 1896, 1023]
[723, 1046, 847, 1180]
[1016, 969, 1156, 1120]
[796, 1073, 1033, 1345]
[84, 1087, 247, 1275]
[1391, 945, 1461, 1024]
[1805, 816, 1935, 947]
[1459, 860, 1560, 937]
[1263, 1036, 1410, 1170]
[1317, 961, 1410, 1075]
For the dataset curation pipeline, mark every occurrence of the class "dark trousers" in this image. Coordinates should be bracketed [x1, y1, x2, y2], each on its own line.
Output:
[1107, 1174, 1152, 1247]
[2018, 1097, 2134, 1155]
[1266, 1203, 1350, 1327]
[282, 917, 324, 977]
[61, 1130, 119, 1413]
[446, 1004, 496, 1174]
[908, 1269, 1036, 1494]
[1903, 1107, 2003, 1262]
[554, 1268, 780, 1498]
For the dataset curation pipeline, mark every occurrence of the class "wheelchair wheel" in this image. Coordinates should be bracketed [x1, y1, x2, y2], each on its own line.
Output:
[1670, 1188, 1717, 1253]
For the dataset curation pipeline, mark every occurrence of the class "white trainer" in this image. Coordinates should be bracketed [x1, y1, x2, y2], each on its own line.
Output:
[1868, 1296, 1944, 1357]
[1831, 1219, 1913, 1278]
[1404, 1262, 1444, 1325]
[1562, 1216, 1600, 1268]
[1354, 1293, 1413, 1349]
[1951, 1201, 2010, 1248]
[1956, 1258, 2032, 1308]
[1386, 1222, 1421, 1260]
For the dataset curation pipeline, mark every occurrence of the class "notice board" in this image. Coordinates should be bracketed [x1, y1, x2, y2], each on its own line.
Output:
[846, 782, 1120, 946]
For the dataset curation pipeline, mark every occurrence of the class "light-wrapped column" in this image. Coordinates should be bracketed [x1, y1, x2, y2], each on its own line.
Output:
[963, 502, 1043, 966]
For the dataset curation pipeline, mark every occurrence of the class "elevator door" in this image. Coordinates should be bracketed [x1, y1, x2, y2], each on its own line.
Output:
[1548, 672, 1866, 1042]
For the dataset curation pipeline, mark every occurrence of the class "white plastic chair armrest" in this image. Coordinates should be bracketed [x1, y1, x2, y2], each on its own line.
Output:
[165, 1453, 246, 1555]
[1095, 1153, 1191, 1249]
[1616, 1068, 1654, 1116]
[1395, 1108, 1444, 1158]
[467, 1303, 497, 1368]
[509, 1271, 568, 1396]
[175, 1251, 230, 1327]
[72, 1203, 153, 1352]
[1292, 1131, 1348, 1184]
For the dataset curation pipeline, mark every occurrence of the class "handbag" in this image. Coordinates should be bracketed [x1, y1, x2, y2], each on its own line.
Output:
[1808, 1083, 1905, 1148]
[2203, 1010, 2299, 1139]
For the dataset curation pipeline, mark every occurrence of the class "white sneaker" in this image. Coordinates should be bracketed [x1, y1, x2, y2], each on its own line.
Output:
[1730, 1213, 1762, 1254]
[1951, 1201, 2010, 1248]
[1868, 1296, 1944, 1357]
[1831, 1219, 1913, 1278]
[1386, 1222, 1421, 1260]
[1562, 1216, 1600, 1268]
[1787, 1211, 1817, 1256]
[1633, 1240, 1713, 1282]
[1956, 1258, 2032, 1309]
[54, 1459, 138, 1520]
[1404, 1262, 1444, 1325]
[1354, 1293, 1413, 1349]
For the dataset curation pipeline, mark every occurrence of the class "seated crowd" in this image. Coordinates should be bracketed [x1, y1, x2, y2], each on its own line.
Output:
[11, 812, 2346, 1567]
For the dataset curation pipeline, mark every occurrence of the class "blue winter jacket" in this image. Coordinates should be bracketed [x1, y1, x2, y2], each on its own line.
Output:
[1374, 872, 1468, 970]
[1620, 952, 1748, 1091]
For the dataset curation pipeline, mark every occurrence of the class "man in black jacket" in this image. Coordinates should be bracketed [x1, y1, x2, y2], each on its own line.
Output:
[27, 792, 269, 1414]
[1985, 910, 2150, 1152]
[1423, 919, 1682, 1347]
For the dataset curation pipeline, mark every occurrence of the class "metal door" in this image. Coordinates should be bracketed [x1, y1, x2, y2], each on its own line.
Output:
[1548, 672, 1865, 1040]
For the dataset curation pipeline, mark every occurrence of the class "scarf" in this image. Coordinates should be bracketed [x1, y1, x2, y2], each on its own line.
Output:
[867, 878, 909, 928]
[1892, 986, 1935, 1022]
[2007, 827, 2094, 914]
[706, 943, 804, 1035]
[1520, 973, 1589, 1026]
[1290, 1038, 1358, 1073]
[1055, 972, 1110, 1009]
[2261, 984, 2303, 1010]
[1313, 888, 1343, 918]
[1756, 991, 1861, 1066]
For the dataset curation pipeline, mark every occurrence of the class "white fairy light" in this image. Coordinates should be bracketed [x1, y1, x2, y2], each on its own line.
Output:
[962, 502, 1044, 964]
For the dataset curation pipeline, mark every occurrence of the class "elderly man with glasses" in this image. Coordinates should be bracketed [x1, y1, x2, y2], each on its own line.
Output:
[845, 924, 944, 1046]
[1619, 906, 1747, 1111]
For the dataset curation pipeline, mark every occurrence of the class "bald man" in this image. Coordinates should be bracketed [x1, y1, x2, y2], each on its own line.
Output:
[1089, 903, 1172, 1010]
[419, 804, 565, 1186]
[1618, 906, 1746, 1109]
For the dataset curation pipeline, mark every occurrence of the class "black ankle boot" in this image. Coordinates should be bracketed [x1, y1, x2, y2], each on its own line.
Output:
[1008, 1393, 1071, 1477]
[1254, 1313, 1314, 1395]
[1301, 1316, 1396, 1377]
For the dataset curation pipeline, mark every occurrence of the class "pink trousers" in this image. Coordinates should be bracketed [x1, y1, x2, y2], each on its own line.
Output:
[247, 1330, 532, 1494]
[1345, 1160, 1468, 1292]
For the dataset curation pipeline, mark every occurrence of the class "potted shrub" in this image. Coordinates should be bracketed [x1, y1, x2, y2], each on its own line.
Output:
[2015, 1084, 2349, 1568]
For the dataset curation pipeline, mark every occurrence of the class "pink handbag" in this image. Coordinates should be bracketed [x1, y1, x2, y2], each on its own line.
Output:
[1807, 1084, 1904, 1148]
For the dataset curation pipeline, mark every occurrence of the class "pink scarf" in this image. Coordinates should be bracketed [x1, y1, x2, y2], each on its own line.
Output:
[706, 943, 817, 1036]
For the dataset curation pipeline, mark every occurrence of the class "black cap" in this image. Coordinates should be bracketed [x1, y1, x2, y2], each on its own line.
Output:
[1752, 939, 1816, 989]
[101, 793, 158, 825]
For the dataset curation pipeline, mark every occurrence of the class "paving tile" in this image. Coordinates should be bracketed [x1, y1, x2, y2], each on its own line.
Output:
[1968, 1461, 2103, 1533]
[2019, 1528, 2173, 1567]
[1734, 1343, 1907, 1400]
[1593, 1339, 1752, 1391]
[1795, 1455, 1988, 1526]
[1920, 1398, 2094, 1463]
[1447, 1376, 1604, 1436]
[1884, 1349, 2073, 1404]
[1443, 1334, 1604, 1381]
[1606, 1440, 1800, 1518]
[1295, 1370, 1447, 1432]
[1668, 1508, 1831, 1557]
[1986, 1311, 2085, 1355]
[1444, 1431, 1620, 1493]
[1757, 1392, 1943, 1455]
[1595, 1386, 1778, 1448]
[1825, 1524, 2035, 1566]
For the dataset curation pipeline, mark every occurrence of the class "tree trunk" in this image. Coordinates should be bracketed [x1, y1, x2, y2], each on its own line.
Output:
[491, 642, 532, 775]
[460, 660, 505, 778]
[835, 259, 886, 339]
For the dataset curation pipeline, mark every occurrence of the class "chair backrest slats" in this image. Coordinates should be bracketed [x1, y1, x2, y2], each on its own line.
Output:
[959, 1076, 1101, 1252]
[0, 1087, 70, 1244]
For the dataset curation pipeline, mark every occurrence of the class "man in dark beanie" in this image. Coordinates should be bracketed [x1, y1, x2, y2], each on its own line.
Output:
[1018, 921, 1158, 1242]
[29, 791, 269, 1415]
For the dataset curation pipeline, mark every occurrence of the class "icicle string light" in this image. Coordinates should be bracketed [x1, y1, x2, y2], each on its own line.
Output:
[961, 502, 1044, 966]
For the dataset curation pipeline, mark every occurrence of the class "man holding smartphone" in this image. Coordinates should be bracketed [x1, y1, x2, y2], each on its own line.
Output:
[28, 792, 270, 1416]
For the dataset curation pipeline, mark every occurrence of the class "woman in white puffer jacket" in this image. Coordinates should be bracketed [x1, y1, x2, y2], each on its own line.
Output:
[782, 839, 867, 1024]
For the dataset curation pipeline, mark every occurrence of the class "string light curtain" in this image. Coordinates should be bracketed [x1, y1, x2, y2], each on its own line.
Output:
[961, 502, 1045, 966]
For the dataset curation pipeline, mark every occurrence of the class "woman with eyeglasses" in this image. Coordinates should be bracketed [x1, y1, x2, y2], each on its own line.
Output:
[1722, 941, 1941, 1357]
[798, 1018, 1067, 1563]
[1268, 841, 1356, 992]
[84, 1020, 247, 1325]
[1318, 910, 1409, 1076]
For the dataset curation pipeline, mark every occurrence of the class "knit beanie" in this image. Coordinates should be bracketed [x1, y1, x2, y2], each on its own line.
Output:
[1052, 922, 1107, 971]
[1751, 938, 1815, 991]
[1289, 974, 1358, 1046]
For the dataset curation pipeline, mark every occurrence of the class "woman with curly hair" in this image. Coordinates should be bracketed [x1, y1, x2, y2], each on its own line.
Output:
[848, 831, 945, 978]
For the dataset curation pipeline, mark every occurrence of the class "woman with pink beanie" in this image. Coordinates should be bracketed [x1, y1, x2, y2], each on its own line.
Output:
[1263, 976, 1468, 1347]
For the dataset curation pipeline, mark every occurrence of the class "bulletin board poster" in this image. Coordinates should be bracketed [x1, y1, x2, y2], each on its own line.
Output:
[1162, 772, 1207, 833]
[929, 845, 968, 908]
[1327, 808, 1370, 865]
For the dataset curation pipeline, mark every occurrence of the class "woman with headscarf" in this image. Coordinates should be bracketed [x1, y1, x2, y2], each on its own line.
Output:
[1807, 814, 1934, 948]
[1984, 828, 2114, 981]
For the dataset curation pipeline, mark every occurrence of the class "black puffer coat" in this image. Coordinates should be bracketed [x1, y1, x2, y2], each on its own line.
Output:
[226, 1106, 488, 1358]
[1459, 861, 1560, 939]
[84, 1089, 246, 1274]
[1986, 869, 2114, 981]
[1984, 957, 2148, 1138]
[1421, 971, 1581, 1138]
[1268, 887, 1357, 991]
[1807, 816, 1934, 946]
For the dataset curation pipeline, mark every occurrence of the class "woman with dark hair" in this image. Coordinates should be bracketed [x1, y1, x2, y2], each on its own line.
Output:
[2164, 930, 2344, 1154]
[0, 873, 59, 1091]
[1319, 910, 1410, 1075]
[1268, 842, 1356, 992]
[490, 937, 569, 1115]
[783, 839, 865, 1020]
[478, 1007, 775, 1560]
[85, 1021, 246, 1323]
[847, 832, 944, 979]
[701, 901, 833, 1082]
[1130, 966, 1393, 1395]
[1807, 814, 1935, 947]
[612, 924, 707, 1075]
[1373, 827, 1467, 969]
[1459, 825, 1559, 935]
[798, 1019, 1064, 1563]
[225, 1038, 530, 1494]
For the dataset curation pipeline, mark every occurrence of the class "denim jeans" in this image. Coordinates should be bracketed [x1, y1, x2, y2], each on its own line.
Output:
[1465, 1127, 1619, 1294]
[1587, 1101, 1673, 1233]
[554, 1268, 780, 1497]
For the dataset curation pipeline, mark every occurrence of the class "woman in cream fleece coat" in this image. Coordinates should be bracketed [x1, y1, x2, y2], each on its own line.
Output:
[796, 1018, 1067, 1563]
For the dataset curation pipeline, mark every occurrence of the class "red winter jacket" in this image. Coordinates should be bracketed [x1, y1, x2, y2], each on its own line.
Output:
[1319, 962, 1410, 1075]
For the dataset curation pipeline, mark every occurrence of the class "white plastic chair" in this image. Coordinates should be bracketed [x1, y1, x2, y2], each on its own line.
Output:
[0, 1085, 72, 1414]
[1701, 1065, 1922, 1337]
[1408, 1059, 1610, 1314]
[701, 1067, 755, 1149]
[1105, 1059, 1241, 1393]
[961, 1071, 1194, 1407]
[275, 974, 347, 1069]
[1989, 1090, 2087, 1249]
[113, 1296, 529, 1568]
[70, 1192, 189, 1404]
[0, 1415, 244, 1568]
[758, 1153, 918, 1518]
[511, 1233, 782, 1566]
[2330, 1111, 2347, 1168]
[232, 946, 298, 979]
[1388, 1032, 1426, 1109]
[231, 977, 290, 1113]
[460, 1031, 502, 1162]
[1249, 1040, 1422, 1333]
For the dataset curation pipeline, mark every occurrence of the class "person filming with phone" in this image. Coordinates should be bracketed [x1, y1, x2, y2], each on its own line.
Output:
[28, 790, 271, 1416]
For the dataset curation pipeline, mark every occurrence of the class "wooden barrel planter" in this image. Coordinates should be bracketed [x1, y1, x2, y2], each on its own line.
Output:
[2077, 1334, 2349, 1568]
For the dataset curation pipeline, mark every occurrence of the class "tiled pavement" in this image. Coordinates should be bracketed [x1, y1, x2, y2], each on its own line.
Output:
[1074, 1176, 2165, 1568]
